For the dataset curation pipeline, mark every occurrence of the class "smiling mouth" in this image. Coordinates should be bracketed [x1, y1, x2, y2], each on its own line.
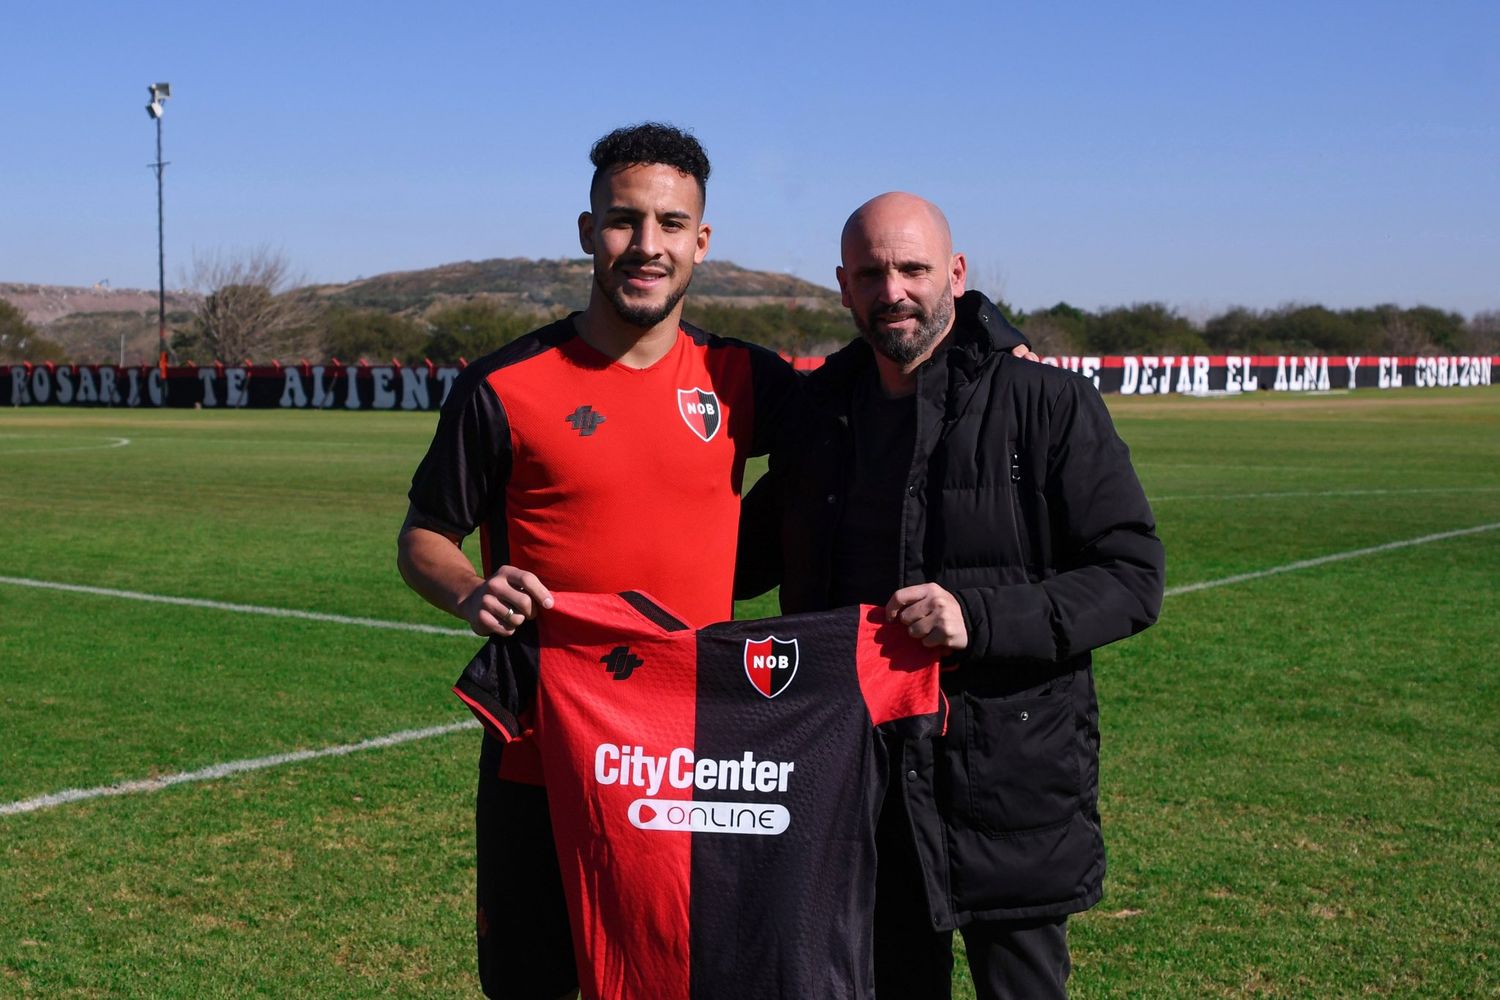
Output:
[875, 309, 920, 327]
[619, 266, 671, 289]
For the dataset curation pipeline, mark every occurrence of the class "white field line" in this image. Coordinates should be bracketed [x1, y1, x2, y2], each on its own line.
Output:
[0, 436, 131, 455]
[1165, 521, 1500, 597]
[1151, 485, 1500, 503]
[0, 576, 472, 638]
[4, 520, 1497, 817]
[0, 720, 480, 817]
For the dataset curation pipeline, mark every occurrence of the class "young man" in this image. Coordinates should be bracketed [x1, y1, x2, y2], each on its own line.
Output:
[397, 123, 796, 999]
[738, 192, 1166, 999]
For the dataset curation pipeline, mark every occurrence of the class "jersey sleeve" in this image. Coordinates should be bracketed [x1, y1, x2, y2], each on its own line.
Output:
[747, 343, 806, 458]
[407, 361, 511, 537]
[452, 625, 540, 742]
[732, 350, 805, 600]
[853, 605, 948, 739]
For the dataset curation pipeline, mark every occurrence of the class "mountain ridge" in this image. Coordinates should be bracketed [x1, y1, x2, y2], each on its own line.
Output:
[3, 257, 840, 327]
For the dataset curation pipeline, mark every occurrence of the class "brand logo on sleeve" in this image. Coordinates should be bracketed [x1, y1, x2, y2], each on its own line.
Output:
[676, 387, 721, 442]
[743, 636, 799, 698]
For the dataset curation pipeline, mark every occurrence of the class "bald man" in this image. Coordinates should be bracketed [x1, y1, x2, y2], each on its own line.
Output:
[737, 193, 1165, 999]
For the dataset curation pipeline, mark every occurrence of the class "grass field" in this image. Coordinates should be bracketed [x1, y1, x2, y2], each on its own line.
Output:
[2, 387, 1498, 998]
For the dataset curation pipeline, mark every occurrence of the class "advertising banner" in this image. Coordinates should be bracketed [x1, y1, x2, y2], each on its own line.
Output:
[1, 356, 1493, 409]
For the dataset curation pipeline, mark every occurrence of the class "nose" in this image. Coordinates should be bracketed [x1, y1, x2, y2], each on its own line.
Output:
[877, 272, 906, 305]
[632, 221, 662, 257]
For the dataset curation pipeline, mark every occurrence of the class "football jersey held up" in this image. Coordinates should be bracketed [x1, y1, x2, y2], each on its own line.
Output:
[453, 591, 946, 1000]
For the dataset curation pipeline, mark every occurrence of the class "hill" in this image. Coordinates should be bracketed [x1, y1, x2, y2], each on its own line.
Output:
[0, 282, 199, 328]
[304, 258, 841, 315]
[0, 283, 199, 365]
[1, 259, 843, 363]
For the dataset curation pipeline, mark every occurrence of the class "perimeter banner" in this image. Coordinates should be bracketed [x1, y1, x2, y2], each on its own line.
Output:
[1, 355, 1494, 408]
[1039, 354, 1495, 395]
[1, 362, 464, 410]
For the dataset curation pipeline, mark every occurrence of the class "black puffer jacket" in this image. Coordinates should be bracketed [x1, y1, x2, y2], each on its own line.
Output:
[737, 291, 1164, 927]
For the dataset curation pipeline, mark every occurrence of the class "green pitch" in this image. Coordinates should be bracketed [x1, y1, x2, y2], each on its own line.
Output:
[1, 388, 1497, 998]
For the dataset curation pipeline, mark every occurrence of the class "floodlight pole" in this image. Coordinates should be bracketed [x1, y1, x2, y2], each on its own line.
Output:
[155, 111, 165, 366]
[146, 82, 171, 380]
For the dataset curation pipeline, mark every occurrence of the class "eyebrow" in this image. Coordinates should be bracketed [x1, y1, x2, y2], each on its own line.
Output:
[601, 206, 694, 221]
[855, 259, 931, 277]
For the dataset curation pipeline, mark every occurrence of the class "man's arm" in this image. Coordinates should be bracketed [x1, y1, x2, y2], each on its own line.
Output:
[733, 464, 787, 602]
[746, 343, 807, 459]
[942, 377, 1163, 662]
[733, 343, 811, 601]
[396, 506, 552, 637]
[397, 359, 555, 637]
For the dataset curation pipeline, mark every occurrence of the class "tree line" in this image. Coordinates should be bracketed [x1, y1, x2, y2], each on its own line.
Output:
[1000, 300, 1498, 358]
[0, 299, 68, 362]
[3, 258, 1496, 366]
[155, 296, 1500, 365]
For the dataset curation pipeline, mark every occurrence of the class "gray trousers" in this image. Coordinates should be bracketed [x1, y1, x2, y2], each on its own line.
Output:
[873, 773, 1071, 1000]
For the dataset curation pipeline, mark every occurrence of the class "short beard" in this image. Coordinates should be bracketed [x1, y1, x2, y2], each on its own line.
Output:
[597, 270, 690, 330]
[856, 292, 954, 367]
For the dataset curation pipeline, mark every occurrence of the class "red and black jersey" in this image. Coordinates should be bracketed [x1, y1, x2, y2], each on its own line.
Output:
[408, 317, 799, 782]
[407, 316, 796, 628]
[453, 591, 946, 1000]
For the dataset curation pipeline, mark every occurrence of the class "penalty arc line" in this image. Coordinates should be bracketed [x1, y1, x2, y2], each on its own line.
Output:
[0, 720, 480, 817]
[0, 436, 132, 455]
[3, 520, 1498, 818]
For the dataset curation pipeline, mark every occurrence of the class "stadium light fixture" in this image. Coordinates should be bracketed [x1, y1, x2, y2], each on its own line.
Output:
[146, 82, 170, 120]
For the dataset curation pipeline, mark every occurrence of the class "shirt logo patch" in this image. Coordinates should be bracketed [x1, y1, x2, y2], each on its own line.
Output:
[599, 645, 643, 681]
[629, 798, 790, 836]
[676, 387, 721, 442]
[565, 404, 606, 436]
[743, 637, 799, 699]
[595, 742, 796, 836]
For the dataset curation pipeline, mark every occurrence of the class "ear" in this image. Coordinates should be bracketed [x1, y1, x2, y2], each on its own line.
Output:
[949, 252, 967, 297]
[694, 223, 711, 264]
[836, 265, 852, 308]
[578, 211, 595, 255]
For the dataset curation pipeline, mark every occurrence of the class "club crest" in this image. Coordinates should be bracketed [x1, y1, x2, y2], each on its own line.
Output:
[743, 636, 799, 699]
[676, 387, 721, 442]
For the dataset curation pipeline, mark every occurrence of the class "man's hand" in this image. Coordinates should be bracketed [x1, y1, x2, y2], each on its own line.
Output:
[460, 565, 555, 637]
[886, 583, 968, 652]
[1011, 344, 1041, 362]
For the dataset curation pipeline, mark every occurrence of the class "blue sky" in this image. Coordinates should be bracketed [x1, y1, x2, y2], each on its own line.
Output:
[3, 1, 1496, 316]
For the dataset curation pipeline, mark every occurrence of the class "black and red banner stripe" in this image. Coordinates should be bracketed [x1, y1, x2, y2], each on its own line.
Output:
[2, 355, 1494, 408]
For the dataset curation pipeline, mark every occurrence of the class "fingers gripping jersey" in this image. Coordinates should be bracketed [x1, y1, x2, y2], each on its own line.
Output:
[453, 592, 947, 1000]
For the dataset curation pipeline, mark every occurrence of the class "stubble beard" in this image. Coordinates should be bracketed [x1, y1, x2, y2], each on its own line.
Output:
[856, 291, 955, 367]
[596, 266, 691, 330]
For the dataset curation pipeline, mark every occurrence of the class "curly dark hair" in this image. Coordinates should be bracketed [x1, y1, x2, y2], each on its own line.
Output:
[589, 122, 710, 205]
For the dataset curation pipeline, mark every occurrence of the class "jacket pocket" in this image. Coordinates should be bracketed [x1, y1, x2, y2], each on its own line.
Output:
[958, 689, 1081, 836]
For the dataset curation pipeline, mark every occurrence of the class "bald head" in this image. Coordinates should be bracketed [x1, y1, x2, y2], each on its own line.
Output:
[836, 192, 967, 380]
[840, 192, 954, 265]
